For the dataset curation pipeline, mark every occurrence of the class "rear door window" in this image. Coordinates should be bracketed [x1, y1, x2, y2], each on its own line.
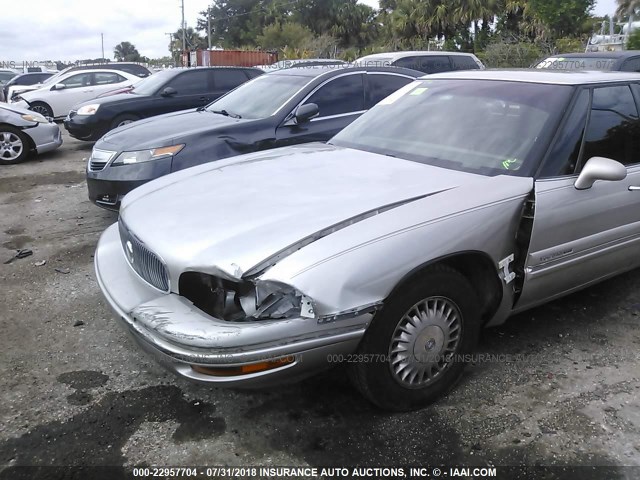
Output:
[92, 72, 126, 85]
[621, 57, 640, 72]
[394, 56, 452, 74]
[451, 55, 481, 70]
[165, 70, 209, 95]
[213, 70, 250, 90]
[304, 74, 365, 117]
[367, 74, 414, 107]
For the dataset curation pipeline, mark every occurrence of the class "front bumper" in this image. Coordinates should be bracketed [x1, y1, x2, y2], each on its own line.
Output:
[95, 223, 369, 387]
[86, 156, 172, 210]
[26, 121, 63, 154]
[64, 112, 108, 141]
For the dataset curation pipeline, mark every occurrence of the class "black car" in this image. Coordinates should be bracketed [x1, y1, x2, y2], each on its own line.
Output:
[65, 67, 262, 140]
[86, 65, 422, 209]
[534, 51, 640, 72]
[2, 72, 53, 101]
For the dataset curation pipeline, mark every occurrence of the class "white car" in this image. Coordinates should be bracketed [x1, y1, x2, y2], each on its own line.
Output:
[12, 69, 138, 118]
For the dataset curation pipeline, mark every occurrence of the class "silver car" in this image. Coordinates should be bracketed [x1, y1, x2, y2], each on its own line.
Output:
[96, 70, 640, 411]
[0, 103, 62, 164]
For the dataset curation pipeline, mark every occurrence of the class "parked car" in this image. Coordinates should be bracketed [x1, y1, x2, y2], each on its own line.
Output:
[86, 65, 422, 209]
[65, 67, 263, 141]
[11, 69, 140, 118]
[256, 58, 347, 71]
[3, 72, 54, 102]
[95, 70, 640, 410]
[0, 103, 62, 164]
[7, 62, 151, 100]
[534, 51, 640, 72]
[0, 69, 18, 86]
[356, 51, 484, 74]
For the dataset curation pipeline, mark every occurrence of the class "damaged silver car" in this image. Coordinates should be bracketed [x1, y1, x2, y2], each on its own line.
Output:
[96, 70, 640, 410]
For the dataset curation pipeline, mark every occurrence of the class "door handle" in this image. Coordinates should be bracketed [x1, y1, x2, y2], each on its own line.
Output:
[629, 186, 640, 191]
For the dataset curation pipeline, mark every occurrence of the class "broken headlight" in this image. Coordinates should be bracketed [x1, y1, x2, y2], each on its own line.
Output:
[178, 273, 315, 322]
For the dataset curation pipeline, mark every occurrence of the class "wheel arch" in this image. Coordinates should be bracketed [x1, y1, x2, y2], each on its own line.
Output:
[0, 122, 36, 151]
[384, 250, 503, 325]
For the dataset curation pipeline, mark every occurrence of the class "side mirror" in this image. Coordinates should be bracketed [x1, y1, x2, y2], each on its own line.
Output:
[160, 87, 177, 97]
[294, 103, 319, 124]
[51, 83, 66, 91]
[575, 157, 627, 190]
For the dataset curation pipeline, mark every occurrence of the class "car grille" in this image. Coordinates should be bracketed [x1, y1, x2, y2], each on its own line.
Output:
[118, 219, 170, 292]
[88, 149, 116, 172]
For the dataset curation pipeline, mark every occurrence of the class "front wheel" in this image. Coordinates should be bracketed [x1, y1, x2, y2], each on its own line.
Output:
[29, 102, 53, 118]
[0, 127, 30, 164]
[349, 265, 481, 411]
[110, 114, 139, 131]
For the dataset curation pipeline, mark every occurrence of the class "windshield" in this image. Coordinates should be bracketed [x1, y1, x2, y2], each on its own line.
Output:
[535, 56, 617, 70]
[131, 70, 175, 95]
[331, 80, 572, 177]
[205, 73, 311, 119]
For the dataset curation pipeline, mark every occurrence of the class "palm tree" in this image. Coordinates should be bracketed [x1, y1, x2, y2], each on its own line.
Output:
[113, 42, 141, 62]
[616, 0, 640, 18]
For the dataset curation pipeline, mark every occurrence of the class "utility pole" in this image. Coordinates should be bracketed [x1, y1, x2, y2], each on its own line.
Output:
[101, 33, 105, 61]
[208, 7, 212, 50]
[181, 0, 186, 53]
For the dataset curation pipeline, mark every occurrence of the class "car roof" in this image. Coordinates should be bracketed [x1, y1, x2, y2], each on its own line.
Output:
[268, 64, 422, 78]
[545, 51, 640, 59]
[423, 69, 640, 85]
[358, 51, 478, 61]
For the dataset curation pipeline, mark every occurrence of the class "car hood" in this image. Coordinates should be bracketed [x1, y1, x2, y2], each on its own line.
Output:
[97, 109, 245, 151]
[120, 143, 500, 283]
[0, 103, 35, 116]
[76, 92, 143, 108]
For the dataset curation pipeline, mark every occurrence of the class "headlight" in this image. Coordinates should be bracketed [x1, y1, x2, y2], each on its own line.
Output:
[254, 280, 316, 320]
[77, 104, 100, 115]
[21, 113, 48, 123]
[179, 273, 316, 321]
[111, 144, 185, 165]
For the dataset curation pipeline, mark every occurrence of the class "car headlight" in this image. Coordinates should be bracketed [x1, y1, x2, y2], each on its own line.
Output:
[21, 113, 48, 123]
[77, 104, 100, 115]
[178, 273, 316, 321]
[111, 144, 185, 165]
[254, 280, 316, 320]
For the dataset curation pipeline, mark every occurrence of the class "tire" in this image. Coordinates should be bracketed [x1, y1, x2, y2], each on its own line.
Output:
[0, 126, 30, 164]
[29, 102, 53, 118]
[349, 265, 481, 411]
[110, 114, 139, 131]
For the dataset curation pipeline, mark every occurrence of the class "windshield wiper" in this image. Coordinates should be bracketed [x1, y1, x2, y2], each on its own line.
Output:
[210, 109, 242, 119]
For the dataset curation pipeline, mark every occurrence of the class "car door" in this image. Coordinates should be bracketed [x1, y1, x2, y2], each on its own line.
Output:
[620, 56, 640, 72]
[149, 69, 211, 115]
[48, 72, 95, 116]
[274, 72, 366, 146]
[516, 84, 640, 310]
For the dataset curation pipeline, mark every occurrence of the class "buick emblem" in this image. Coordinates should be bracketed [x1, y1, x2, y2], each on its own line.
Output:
[126, 241, 134, 263]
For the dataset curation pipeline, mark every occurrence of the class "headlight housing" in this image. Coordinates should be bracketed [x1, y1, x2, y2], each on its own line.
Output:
[179, 273, 315, 322]
[77, 104, 100, 115]
[21, 113, 48, 123]
[111, 144, 185, 165]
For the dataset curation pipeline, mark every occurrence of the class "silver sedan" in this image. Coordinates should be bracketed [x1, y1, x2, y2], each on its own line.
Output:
[96, 70, 640, 411]
[0, 104, 62, 164]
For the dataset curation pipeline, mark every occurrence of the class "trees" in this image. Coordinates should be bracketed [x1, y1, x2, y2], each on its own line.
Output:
[113, 42, 142, 62]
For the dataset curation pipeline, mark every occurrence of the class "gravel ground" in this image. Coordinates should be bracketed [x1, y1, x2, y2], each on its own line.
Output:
[0, 130, 639, 479]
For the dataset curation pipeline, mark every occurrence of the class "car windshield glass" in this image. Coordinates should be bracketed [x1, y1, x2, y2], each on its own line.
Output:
[205, 73, 311, 119]
[535, 57, 617, 70]
[131, 70, 176, 95]
[331, 79, 572, 177]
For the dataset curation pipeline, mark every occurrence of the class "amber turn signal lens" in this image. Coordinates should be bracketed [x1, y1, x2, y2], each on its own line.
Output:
[191, 356, 295, 377]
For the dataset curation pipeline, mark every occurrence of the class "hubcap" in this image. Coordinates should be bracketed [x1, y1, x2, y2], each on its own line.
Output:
[0, 132, 23, 161]
[31, 105, 49, 116]
[389, 296, 462, 388]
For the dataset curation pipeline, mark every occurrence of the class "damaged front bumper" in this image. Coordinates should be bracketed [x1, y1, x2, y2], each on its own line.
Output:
[95, 223, 370, 387]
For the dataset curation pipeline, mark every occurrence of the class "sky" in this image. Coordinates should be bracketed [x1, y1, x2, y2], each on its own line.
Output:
[0, 0, 621, 64]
